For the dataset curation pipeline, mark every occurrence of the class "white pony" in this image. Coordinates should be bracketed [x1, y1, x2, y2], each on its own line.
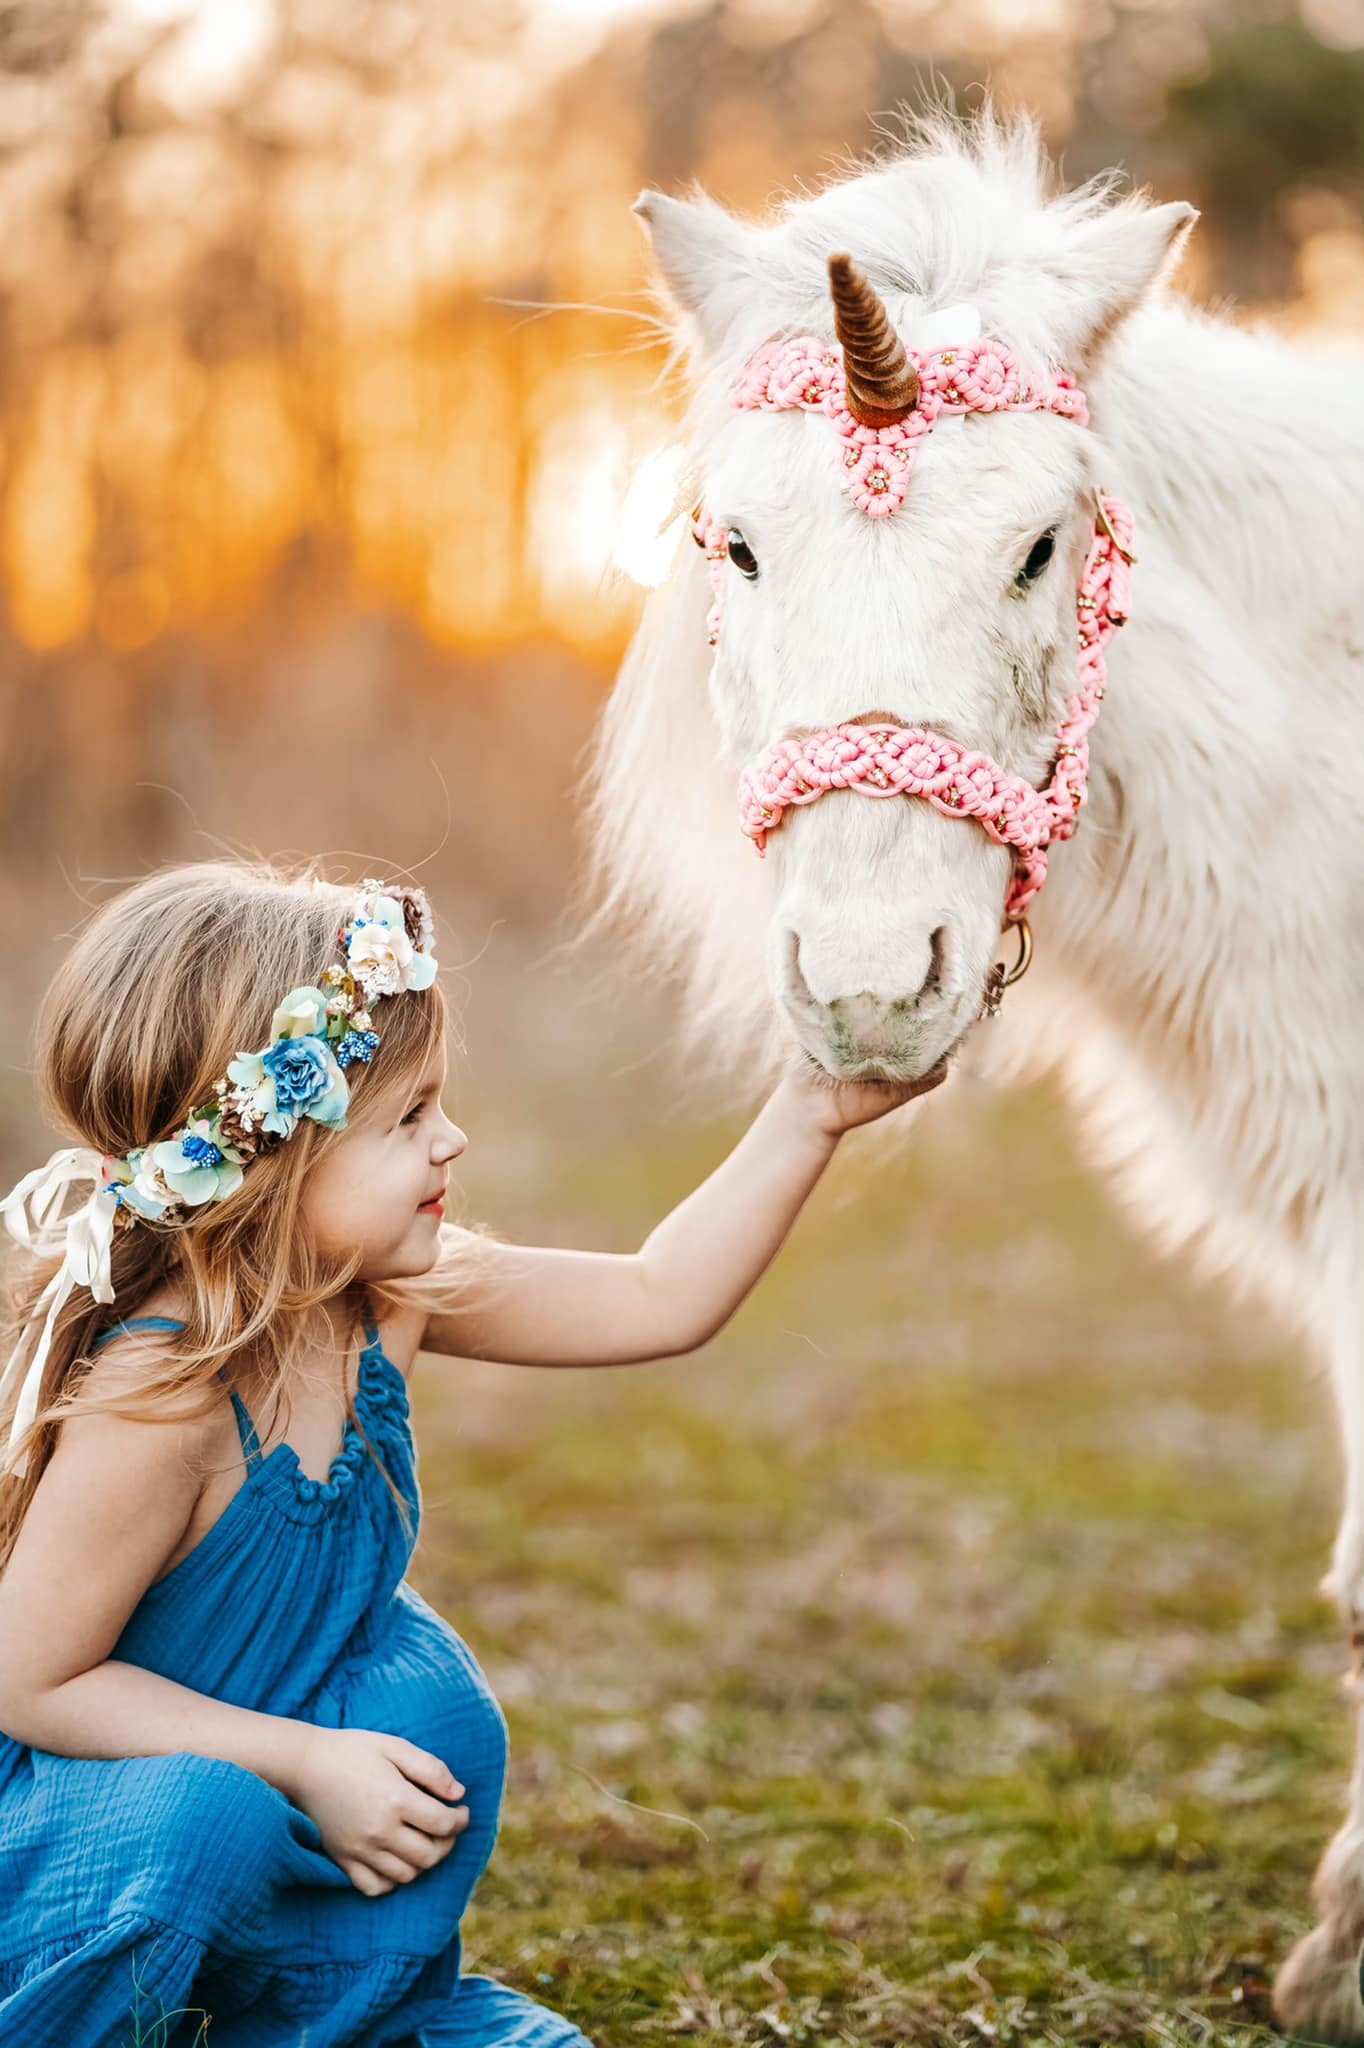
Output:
[590, 111, 1364, 2039]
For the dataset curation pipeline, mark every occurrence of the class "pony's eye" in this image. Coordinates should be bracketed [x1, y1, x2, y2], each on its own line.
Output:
[727, 533, 759, 580]
[1017, 530, 1056, 586]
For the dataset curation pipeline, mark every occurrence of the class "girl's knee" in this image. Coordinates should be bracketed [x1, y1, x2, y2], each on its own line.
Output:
[160, 1751, 280, 1822]
[130, 1753, 286, 1904]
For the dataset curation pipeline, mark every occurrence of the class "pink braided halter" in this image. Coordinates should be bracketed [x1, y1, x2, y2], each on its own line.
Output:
[697, 331, 1135, 923]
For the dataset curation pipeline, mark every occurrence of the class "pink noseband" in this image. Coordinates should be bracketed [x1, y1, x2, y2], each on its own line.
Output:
[696, 332, 1135, 924]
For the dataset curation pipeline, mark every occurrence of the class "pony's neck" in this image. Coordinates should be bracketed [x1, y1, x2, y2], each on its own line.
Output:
[1092, 299, 1364, 634]
[1040, 298, 1364, 980]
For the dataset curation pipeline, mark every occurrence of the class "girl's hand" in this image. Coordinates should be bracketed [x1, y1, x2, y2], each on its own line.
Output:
[778, 1055, 951, 1138]
[289, 1726, 469, 1896]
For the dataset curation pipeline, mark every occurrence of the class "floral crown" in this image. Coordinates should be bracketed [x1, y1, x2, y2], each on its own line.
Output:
[104, 879, 438, 1227]
[0, 878, 439, 1476]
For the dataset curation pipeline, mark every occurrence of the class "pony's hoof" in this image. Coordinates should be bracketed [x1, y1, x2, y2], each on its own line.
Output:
[1321, 1525, 1364, 1640]
[1274, 1922, 1364, 2044]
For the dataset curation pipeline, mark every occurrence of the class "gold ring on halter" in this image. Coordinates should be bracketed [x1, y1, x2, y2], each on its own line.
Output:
[1094, 491, 1138, 564]
[999, 917, 1033, 988]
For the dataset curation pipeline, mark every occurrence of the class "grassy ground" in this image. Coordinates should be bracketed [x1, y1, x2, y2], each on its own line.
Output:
[407, 1075, 1351, 2047]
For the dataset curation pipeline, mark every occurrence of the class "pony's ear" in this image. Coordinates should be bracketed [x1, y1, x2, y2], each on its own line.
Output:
[1030, 197, 1199, 366]
[634, 188, 761, 354]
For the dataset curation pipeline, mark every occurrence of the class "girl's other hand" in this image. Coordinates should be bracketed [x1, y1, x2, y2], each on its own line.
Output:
[289, 1726, 469, 1896]
[778, 1055, 951, 1138]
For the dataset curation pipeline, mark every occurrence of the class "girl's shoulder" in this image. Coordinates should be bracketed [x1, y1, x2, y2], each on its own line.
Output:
[85, 1292, 188, 1377]
[77, 1306, 233, 1463]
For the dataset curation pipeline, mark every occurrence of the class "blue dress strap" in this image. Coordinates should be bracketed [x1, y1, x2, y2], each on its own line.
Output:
[225, 1387, 264, 1472]
[90, 1315, 187, 1349]
[91, 1317, 262, 1473]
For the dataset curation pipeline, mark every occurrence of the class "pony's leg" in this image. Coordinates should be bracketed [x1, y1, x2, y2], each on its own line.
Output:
[1274, 1687, 1364, 2043]
[1274, 1294, 1364, 2043]
[1319, 1292, 1364, 1663]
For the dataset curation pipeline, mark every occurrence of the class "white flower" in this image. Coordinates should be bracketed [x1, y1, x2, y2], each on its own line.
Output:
[225, 1082, 259, 1132]
[347, 918, 417, 998]
[270, 986, 330, 1041]
[132, 1157, 179, 1213]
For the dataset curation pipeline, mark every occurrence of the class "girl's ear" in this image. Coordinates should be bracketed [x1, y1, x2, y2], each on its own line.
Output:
[634, 188, 765, 356]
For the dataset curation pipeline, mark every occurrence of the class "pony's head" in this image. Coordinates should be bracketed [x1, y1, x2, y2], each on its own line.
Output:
[594, 116, 1195, 1083]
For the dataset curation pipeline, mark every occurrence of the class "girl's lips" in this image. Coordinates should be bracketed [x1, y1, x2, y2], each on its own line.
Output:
[417, 1197, 445, 1218]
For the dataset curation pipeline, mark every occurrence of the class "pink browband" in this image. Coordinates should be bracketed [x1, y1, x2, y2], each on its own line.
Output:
[697, 332, 1135, 923]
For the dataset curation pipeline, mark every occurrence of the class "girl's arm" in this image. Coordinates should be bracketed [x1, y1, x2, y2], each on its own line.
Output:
[0, 1389, 314, 1791]
[415, 1065, 943, 1369]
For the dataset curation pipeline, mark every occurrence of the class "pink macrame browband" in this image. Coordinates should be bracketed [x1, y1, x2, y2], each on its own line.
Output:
[696, 331, 1135, 923]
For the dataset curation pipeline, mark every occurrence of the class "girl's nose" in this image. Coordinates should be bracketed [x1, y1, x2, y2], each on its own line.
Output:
[435, 1118, 467, 1163]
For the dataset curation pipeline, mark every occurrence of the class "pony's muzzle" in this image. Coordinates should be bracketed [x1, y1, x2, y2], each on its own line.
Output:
[776, 922, 954, 1077]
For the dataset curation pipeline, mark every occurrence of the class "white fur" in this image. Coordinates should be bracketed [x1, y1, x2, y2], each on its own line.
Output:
[592, 111, 1364, 2030]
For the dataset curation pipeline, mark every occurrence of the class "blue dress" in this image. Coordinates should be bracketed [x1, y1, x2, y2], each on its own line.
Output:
[0, 1313, 590, 2048]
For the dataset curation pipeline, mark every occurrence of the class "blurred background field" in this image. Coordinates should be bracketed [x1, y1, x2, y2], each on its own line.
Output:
[2, 0, 1362, 2039]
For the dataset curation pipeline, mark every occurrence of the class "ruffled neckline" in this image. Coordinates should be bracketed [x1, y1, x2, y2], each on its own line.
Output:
[273, 1331, 410, 1506]
[129, 1329, 415, 1600]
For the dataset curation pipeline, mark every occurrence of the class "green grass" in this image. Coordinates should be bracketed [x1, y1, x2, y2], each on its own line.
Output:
[405, 1078, 1348, 2046]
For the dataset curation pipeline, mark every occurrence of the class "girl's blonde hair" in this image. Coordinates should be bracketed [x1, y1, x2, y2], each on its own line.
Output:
[0, 857, 446, 1569]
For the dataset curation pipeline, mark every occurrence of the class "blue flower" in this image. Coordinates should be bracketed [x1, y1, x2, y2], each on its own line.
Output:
[227, 1035, 348, 1139]
[262, 1035, 328, 1108]
[150, 1117, 245, 1208]
[336, 1029, 381, 1069]
[181, 1133, 224, 1168]
[259, 1033, 349, 1129]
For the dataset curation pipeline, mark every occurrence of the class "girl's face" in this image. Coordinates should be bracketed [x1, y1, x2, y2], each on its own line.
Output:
[300, 1041, 466, 1279]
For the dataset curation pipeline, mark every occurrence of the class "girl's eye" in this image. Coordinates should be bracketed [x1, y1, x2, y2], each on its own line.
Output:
[401, 1102, 424, 1126]
[1016, 530, 1056, 586]
[727, 533, 759, 580]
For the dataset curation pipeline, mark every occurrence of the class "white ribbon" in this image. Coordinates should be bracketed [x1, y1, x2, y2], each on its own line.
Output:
[0, 1148, 118, 1477]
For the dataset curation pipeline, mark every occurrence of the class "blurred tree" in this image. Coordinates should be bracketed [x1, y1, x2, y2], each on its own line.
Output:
[0, 0, 1357, 692]
[1158, 13, 1364, 298]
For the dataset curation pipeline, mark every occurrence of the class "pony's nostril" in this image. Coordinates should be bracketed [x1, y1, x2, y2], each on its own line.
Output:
[923, 924, 947, 1000]
[898, 927, 946, 1007]
[782, 928, 820, 1015]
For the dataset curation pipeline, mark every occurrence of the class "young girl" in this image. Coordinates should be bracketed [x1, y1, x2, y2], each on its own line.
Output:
[0, 859, 934, 2047]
